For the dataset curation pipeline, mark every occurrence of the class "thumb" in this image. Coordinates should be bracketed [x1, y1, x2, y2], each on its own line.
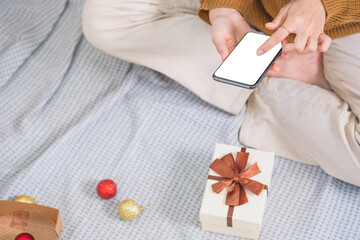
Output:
[220, 49, 230, 61]
[212, 32, 230, 61]
[266, 7, 288, 30]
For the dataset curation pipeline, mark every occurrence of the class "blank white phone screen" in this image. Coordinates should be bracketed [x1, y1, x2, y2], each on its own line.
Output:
[214, 32, 281, 86]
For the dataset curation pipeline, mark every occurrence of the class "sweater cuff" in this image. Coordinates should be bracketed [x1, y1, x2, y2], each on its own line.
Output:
[321, 0, 360, 24]
[197, 0, 253, 25]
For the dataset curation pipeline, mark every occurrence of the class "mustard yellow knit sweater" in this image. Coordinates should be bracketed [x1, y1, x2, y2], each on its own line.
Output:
[198, 0, 360, 41]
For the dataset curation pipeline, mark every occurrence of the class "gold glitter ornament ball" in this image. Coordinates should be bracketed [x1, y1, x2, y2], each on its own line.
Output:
[14, 195, 34, 204]
[118, 199, 152, 221]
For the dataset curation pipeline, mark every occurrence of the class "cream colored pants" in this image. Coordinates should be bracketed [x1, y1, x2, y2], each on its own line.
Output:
[82, 0, 360, 186]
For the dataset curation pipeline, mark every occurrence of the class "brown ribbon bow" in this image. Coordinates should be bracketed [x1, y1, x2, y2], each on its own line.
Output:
[207, 148, 268, 227]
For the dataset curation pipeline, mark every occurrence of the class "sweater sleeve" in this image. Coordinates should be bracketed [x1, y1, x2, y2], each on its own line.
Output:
[197, 0, 255, 25]
[321, 0, 360, 24]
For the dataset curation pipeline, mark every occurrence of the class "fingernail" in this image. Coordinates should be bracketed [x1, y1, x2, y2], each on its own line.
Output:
[220, 53, 224, 60]
[257, 49, 264, 55]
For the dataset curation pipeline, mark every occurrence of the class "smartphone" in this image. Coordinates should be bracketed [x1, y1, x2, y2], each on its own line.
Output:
[213, 32, 282, 89]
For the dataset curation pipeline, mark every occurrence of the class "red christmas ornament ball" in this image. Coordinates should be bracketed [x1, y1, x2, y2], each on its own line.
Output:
[15, 233, 35, 240]
[97, 179, 117, 199]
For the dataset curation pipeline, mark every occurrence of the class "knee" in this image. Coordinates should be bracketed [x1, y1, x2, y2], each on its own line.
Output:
[82, 0, 131, 54]
[82, 1, 99, 48]
[82, 0, 110, 51]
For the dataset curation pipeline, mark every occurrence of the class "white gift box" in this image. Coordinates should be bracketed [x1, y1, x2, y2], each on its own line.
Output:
[199, 143, 275, 240]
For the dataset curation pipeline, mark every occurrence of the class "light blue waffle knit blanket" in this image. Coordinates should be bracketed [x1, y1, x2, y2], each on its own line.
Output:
[0, 1, 359, 239]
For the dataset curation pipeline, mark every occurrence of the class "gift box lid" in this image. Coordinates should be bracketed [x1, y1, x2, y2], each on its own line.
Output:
[0, 200, 62, 240]
[199, 143, 275, 233]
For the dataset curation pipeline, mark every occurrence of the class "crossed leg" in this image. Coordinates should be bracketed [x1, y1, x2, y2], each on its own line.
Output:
[82, 0, 252, 114]
[82, 0, 360, 185]
[240, 33, 360, 186]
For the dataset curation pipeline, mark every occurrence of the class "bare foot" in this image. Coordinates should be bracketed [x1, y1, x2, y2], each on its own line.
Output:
[267, 52, 331, 90]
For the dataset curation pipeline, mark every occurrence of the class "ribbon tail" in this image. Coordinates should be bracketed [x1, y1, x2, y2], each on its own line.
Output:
[211, 179, 233, 194]
[225, 182, 248, 206]
[242, 178, 268, 196]
[225, 182, 239, 206]
[239, 185, 248, 205]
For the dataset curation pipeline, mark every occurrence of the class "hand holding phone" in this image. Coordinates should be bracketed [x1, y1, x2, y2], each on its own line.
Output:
[213, 32, 282, 89]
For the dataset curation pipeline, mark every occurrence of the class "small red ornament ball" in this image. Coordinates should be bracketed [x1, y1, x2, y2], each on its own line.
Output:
[15, 233, 35, 240]
[97, 179, 117, 199]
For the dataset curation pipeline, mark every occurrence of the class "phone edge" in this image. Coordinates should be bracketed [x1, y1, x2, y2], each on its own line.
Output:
[212, 32, 283, 89]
